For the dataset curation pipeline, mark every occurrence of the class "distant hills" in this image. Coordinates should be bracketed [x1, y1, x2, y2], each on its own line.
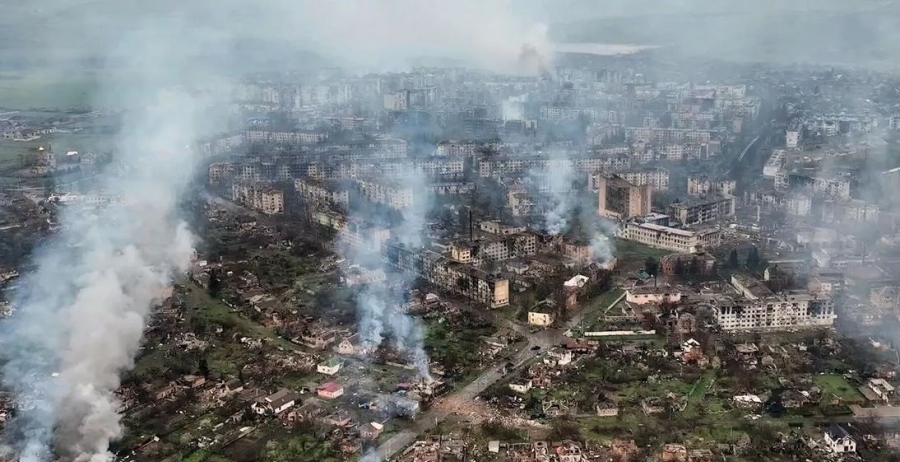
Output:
[550, 6, 900, 68]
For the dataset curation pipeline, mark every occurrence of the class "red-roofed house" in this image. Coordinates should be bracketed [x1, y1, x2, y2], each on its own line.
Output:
[317, 381, 344, 400]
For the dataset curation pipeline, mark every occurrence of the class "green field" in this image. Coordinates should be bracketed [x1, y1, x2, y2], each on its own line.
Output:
[614, 239, 670, 263]
[814, 374, 865, 403]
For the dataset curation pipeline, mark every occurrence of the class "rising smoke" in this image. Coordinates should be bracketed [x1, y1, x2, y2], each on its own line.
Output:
[0, 16, 226, 462]
[0, 0, 551, 459]
[527, 152, 616, 266]
[342, 167, 434, 380]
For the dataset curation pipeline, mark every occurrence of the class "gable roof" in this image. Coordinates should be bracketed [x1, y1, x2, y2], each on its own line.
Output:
[826, 423, 851, 440]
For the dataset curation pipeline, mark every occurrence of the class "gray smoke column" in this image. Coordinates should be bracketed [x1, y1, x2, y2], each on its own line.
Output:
[0, 21, 221, 462]
[343, 168, 434, 379]
[528, 151, 616, 266]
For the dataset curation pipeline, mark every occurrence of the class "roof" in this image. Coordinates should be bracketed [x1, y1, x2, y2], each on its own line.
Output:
[564, 275, 589, 288]
[630, 222, 697, 238]
[317, 381, 343, 393]
[826, 423, 851, 440]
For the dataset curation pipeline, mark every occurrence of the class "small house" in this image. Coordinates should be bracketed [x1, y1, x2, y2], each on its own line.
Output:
[317, 381, 344, 400]
[825, 424, 855, 454]
[317, 357, 343, 376]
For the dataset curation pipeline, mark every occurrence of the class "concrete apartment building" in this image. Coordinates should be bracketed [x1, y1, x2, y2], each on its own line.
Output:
[308, 208, 391, 252]
[763, 149, 787, 178]
[294, 178, 349, 207]
[354, 178, 415, 210]
[687, 176, 735, 197]
[386, 244, 510, 308]
[776, 172, 851, 200]
[613, 168, 670, 192]
[625, 127, 713, 144]
[232, 183, 284, 215]
[667, 194, 735, 225]
[713, 294, 836, 331]
[597, 175, 652, 220]
[208, 162, 234, 183]
[618, 222, 722, 253]
[450, 233, 538, 265]
[244, 130, 328, 144]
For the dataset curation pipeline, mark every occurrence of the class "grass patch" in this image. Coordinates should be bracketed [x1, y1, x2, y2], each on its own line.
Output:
[814, 374, 865, 403]
[614, 238, 670, 261]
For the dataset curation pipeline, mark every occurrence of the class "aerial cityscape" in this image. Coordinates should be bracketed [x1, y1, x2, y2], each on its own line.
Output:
[2, 1, 900, 461]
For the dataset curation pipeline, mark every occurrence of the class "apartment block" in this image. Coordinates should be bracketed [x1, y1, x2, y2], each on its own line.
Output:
[355, 178, 415, 210]
[667, 194, 735, 225]
[763, 149, 787, 178]
[385, 244, 510, 308]
[244, 130, 328, 144]
[687, 176, 735, 197]
[613, 168, 670, 192]
[450, 233, 537, 265]
[208, 162, 234, 184]
[777, 172, 851, 200]
[713, 294, 836, 331]
[597, 175, 652, 220]
[294, 177, 349, 207]
[232, 183, 284, 215]
[618, 222, 721, 254]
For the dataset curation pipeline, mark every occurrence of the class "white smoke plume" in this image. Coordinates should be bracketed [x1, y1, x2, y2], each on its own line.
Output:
[0, 1, 549, 458]
[527, 151, 616, 266]
[0, 14, 226, 462]
[342, 168, 434, 380]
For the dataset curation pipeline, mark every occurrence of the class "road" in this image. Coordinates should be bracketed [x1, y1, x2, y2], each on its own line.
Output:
[376, 303, 596, 460]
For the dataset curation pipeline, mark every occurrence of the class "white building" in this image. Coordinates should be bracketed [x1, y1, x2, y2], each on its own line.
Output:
[625, 287, 683, 305]
[763, 149, 787, 178]
[528, 310, 555, 327]
[824, 424, 856, 454]
[712, 294, 836, 331]
[614, 168, 670, 191]
[687, 176, 735, 197]
[786, 131, 799, 148]
[618, 222, 722, 254]
[316, 358, 342, 376]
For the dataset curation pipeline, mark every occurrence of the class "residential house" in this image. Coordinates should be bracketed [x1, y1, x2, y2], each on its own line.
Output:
[300, 331, 336, 350]
[323, 410, 353, 427]
[509, 379, 533, 394]
[153, 382, 181, 400]
[527, 303, 555, 327]
[660, 444, 687, 462]
[317, 357, 343, 376]
[824, 424, 856, 454]
[555, 441, 584, 462]
[336, 333, 367, 356]
[596, 401, 619, 417]
[317, 381, 344, 400]
[360, 422, 384, 440]
[544, 348, 573, 367]
[253, 388, 300, 415]
[863, 378, 895, 403]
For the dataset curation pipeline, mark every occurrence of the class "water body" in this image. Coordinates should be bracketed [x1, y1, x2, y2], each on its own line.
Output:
[551, 42, 658, 56]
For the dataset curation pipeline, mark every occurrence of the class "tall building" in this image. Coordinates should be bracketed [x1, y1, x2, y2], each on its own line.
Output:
[597, 175, 652, 220]
[667, 194, 735, 225]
